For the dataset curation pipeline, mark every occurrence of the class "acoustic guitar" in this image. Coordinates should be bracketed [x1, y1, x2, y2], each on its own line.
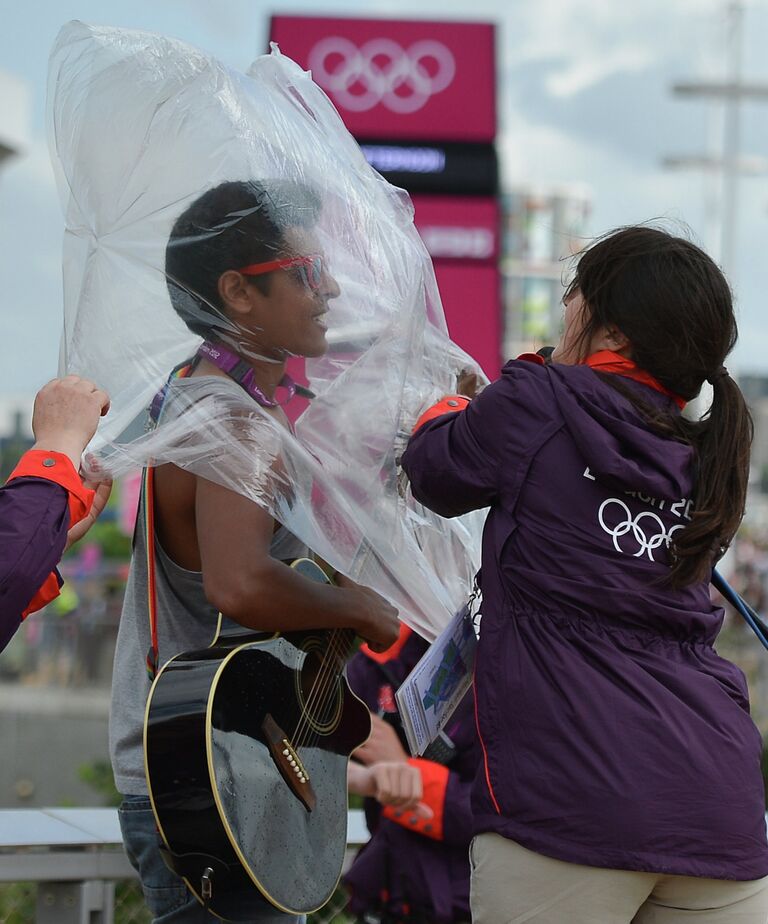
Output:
[143, 558, 371, 920]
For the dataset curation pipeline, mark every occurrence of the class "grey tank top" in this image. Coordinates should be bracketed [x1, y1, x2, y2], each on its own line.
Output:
[109, 482, 307, 795]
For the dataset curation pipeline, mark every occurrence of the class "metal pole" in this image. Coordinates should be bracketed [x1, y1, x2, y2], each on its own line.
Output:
[720, 0, 745, 277]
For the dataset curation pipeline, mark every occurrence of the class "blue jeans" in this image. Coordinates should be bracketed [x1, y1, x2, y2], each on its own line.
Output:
[118, 795, 305, 923]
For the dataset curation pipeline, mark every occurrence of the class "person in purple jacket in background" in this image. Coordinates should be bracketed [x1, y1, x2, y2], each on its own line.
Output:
[401, 226, 768, 923]
[0, 375, 111, 652]
[343, 624, 478, 924]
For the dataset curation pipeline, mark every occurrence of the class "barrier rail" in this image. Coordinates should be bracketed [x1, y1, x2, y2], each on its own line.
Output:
[0, 807, 368, 923]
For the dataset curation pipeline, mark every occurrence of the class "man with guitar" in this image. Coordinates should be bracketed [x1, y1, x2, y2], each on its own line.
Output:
[110, 179, 405, 923]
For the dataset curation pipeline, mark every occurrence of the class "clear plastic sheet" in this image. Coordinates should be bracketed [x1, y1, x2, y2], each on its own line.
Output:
[47, 21, 487, 639]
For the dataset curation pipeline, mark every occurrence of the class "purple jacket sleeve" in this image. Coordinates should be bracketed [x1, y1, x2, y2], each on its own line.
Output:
[441, 765, 475, 846]
[401, 378, 509, 517]
[0, 478, 69, 652]
[402, 362, 563, 518]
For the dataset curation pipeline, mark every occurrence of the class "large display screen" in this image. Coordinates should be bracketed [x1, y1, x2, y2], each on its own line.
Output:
[360, 141, 497, 196]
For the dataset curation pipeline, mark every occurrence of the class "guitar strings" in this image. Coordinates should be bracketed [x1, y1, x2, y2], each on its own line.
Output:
[293, 628, 351, 749]
[295, 541, 380, 750]
[291, 628, 343, 748]
[293, 636, 335, 748]
[288, 562, 347, 749]
[297, 542, 378, 750]
[299, 629, 354, 750]
[293, 547, 377, 751]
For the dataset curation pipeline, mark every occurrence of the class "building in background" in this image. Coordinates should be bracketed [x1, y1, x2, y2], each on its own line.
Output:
[270, 15, 502, 377]
[501, 185, 591, 360]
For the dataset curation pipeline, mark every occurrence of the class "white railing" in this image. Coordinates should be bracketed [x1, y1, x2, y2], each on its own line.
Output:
[0, 807, 368, 923]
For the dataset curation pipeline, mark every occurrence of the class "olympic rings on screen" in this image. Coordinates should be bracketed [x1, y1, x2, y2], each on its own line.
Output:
[598, 498, 685, 561]
[308, 37, 457, 113]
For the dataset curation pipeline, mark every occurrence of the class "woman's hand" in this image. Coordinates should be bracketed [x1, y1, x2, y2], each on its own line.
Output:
[347, 760, 433, 819]
[353, 714, 408, 765]
[31, 376, 110, 468]
[456, 368, 481, 399]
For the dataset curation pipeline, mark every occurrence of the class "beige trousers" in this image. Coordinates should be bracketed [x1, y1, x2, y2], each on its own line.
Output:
[469, 833, 768, 924]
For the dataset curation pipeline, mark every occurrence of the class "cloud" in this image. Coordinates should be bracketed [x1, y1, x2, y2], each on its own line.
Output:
[491, 0, 726, 114]
[545, 45, 652, 98]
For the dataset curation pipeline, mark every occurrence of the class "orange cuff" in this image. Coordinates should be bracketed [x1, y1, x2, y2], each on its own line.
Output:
[516, 352, 547, 366]
[382, 758, 450, 841]
[8, 450, 95, 528]
[413, 395, 470, 434]
[21, 571, 62, 620]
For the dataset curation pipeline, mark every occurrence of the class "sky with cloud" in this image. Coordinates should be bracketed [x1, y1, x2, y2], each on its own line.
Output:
[1, 0, 768, 401]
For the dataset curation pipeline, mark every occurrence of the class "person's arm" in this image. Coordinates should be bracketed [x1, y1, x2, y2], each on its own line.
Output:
[402, 359, 557, 518]
[347, 760, 432, 818]
[195, 475, 400, 650]
[353, 713, 409, 766]
[380, 757, 474, 845]
[347, 709, 470, 842]
[401, 381, 506, 517]
[353, 713, 472, 845]
[0, 377, 110, 651]
[0, 463, 70, 649]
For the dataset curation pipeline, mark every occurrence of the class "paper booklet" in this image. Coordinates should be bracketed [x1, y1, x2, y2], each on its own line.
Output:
[395, 597, 479, 756]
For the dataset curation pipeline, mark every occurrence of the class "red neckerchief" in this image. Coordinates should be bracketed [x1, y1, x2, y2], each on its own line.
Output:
[584, 350, 686, 410]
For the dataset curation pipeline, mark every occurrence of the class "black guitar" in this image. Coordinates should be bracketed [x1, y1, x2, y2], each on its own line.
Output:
[143, 558, 371, 920]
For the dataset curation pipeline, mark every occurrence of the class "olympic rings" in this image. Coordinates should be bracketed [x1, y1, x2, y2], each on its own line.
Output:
[598, 497, 685, 561]
[308, 36, 456, 114]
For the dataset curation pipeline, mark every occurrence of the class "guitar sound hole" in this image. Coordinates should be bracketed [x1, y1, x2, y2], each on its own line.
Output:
[295, 639, 344, 739]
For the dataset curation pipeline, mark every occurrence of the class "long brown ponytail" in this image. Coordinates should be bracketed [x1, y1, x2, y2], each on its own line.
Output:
[567, 226, 753, 587]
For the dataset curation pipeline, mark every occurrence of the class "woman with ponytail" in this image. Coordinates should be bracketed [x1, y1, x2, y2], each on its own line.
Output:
[402, 226, 768, 923]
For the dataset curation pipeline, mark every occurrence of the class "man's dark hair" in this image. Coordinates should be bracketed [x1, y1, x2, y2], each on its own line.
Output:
[165, 179, 321, 337]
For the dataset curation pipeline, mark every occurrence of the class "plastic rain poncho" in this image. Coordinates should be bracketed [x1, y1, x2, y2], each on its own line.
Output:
[47, 21, 487, 639]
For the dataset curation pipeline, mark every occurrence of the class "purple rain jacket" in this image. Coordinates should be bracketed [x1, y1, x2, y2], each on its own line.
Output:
[344, 628, 478, 922]
[0, 451, 92, 652]
[401, 357, 768, 881]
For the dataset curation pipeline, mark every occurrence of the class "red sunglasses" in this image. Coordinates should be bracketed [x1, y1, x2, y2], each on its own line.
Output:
[238, 254, 324, 290]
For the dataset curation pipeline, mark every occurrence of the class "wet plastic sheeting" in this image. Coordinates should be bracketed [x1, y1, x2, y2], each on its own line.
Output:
[47, 21, 485, 638]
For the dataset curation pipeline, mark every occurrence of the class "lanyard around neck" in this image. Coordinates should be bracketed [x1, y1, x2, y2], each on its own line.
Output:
[196, 340, 297, 408]
[148, 339, 315, 425]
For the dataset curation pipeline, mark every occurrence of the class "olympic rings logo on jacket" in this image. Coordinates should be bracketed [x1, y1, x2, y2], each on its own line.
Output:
[598, 497, 689, 562]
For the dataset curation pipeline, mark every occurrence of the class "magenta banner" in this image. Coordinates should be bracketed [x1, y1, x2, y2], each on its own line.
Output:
[269, 16, 496, 142]
[435, 263, 501, 380]
[412, 195, 499, 262]
[411, 196, 501, 376]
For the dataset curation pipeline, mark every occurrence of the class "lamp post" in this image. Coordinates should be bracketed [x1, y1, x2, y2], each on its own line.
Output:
[664, 2, 768, 278]
[663, 1, 768, 418]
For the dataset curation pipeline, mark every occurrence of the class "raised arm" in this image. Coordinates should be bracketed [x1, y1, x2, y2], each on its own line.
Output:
[401, 384, 504, 517]
[0, 377, 110, 650]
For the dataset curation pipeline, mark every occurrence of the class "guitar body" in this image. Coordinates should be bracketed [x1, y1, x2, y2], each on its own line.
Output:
[144, 561, 371, 920]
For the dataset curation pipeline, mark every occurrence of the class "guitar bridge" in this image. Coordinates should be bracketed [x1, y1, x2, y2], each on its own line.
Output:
[261, 712, 317, 812]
